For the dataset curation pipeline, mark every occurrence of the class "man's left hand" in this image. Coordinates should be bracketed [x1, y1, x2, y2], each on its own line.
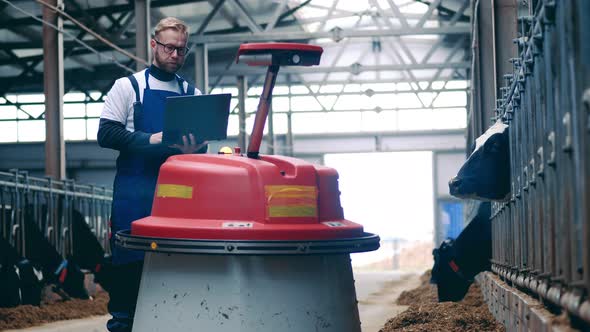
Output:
[170, 133, 208, 154]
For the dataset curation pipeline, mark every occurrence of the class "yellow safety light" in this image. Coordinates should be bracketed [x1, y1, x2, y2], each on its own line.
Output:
[218, 146, 233, 154]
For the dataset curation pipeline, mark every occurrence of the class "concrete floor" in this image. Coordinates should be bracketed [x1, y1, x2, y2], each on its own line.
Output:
[356, 271, 422, 332]
[3, 270, 421, 332]
[2, 316, 109, 332]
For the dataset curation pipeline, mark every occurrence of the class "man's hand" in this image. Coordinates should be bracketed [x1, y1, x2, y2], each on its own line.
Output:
[171, 133, 208, 154]
[149, 132, 163, 144]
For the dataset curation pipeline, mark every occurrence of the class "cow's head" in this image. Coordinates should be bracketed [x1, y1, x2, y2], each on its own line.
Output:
[449, 120, 510, 201]
[431, 201, 491, 302]
[55, 259, 89, 299]
[431, 239, 472, 302]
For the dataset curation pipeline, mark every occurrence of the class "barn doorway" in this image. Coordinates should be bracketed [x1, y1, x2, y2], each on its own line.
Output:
[324, 151, 434, 271]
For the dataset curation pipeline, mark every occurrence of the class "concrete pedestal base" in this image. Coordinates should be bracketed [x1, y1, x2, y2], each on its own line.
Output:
[132, 252, 361, 332]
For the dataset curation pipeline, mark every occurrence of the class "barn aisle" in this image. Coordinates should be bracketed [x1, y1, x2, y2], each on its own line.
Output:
[1, 271, 423, 332]
[1, 315, 109, 332]
[355, 271, 423, 332]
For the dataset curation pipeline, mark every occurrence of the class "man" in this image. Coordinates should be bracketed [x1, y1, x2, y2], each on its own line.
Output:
[97, 17, 206, 332]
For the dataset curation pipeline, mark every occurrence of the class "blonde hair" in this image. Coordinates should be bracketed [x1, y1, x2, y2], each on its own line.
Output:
[154, 17, 189, 37]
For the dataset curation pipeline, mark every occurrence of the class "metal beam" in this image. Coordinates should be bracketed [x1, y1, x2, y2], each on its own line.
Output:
[264, 0, 288, 32]
[64, 0, 113, 41]
[416, 0, 442, 28]
[386, 0, 409, 27]
[0, 0, 209, 28]
[190, 26, 470, 43]
[42, 0, 65, 180]
[207, 0, 239, 28]
[196, 0, 225, 35]
[227, 0, 261, 33]
[317, 0, 339, 32]
[449, 0, 470, 26]
[211, 62, 470, 75]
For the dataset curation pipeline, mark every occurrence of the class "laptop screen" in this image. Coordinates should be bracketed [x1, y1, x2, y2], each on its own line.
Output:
[162, 93, 231, 145]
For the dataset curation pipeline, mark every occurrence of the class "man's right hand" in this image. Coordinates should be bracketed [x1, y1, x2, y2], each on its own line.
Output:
[149, 132, 163, 144]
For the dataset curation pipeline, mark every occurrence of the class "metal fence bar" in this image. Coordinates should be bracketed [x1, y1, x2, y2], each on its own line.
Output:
[0, 170, 112, 264]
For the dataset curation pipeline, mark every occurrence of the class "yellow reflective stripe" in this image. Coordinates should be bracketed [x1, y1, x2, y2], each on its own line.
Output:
[268, 205, 317, 218]
[265, 185, 317, 195]
[265, 185, 317, 199]
[268, 192, 317, 199]
[156, 184, 193, 199]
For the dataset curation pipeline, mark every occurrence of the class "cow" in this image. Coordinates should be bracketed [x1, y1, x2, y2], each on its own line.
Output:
[0, 237, 22, 307]
[0, 232, 43, 307]
[23, 207, 90, 300]
[431, 201, 492, 302]
[16, 259, 43, 305]
[0, 263, 21, 307]
[449, 120, 511, 201]
[71, 208, 116, 294]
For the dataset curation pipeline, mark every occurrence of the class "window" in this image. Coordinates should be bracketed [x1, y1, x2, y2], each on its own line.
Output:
[0, 83, 467, 143]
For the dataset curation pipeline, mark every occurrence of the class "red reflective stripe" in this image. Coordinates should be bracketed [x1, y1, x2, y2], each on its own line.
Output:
[448, 260, 460, 273]
[59, 268, 68, 284]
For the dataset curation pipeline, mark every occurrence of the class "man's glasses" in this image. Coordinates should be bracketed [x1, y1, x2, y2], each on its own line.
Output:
[154, 39, 189, 56]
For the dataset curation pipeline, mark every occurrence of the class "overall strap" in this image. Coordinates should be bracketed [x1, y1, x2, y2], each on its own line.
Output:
[144, 68, 151, 90]
[186, 83, 195, 95]
[127, 74, 141, 103]
[128, 73, 143, 129]
[175, 75, 195, 95]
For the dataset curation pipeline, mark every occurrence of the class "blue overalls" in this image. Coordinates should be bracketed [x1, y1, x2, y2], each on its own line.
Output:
[107, 68, 192, 332]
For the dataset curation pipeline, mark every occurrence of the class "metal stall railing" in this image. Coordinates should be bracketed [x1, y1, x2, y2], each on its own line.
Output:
[489, 0, 590, 325]
[0, 170, 112, 267]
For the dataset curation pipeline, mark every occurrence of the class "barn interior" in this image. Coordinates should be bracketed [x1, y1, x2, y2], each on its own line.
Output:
[0, 0, 588, 331]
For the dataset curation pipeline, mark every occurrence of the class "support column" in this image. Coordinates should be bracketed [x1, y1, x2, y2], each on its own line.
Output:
[237, 75, 247, 152]
[267, 104, 274, 155]
[43, 0, 65, 180]
[286, 112, 293, 156]
[135, 0, 150, 70]
[195, 44, 209, 93]
[285, 75, 294, 156]
[475, 0, 496, 135]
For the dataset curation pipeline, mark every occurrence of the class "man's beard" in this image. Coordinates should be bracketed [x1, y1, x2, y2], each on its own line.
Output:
[154, 51, 182, 73]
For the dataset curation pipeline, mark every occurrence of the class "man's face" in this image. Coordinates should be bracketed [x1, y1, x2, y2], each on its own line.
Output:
[151, 28, 188, 74]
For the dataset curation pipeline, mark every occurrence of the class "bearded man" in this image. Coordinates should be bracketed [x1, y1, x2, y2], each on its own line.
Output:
[97, 17, 206, 332]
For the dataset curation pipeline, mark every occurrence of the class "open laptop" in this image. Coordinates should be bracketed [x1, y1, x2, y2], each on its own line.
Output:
[162, 93, 232, 145]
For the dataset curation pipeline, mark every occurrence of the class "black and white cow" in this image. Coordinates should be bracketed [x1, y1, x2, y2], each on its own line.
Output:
[0, 237, 22, 307]
[0, 235, 43, 307]
[71, 208, 116, 294]
[24, 208, 90, 300]
[0, 263, 21, 307]
[449, 120, 511, 201]
[16, 259, 43, 305]
[431, 201, 491, 302]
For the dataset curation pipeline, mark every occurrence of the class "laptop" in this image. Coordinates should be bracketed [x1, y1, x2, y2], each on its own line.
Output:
[162, 93, 232, 145]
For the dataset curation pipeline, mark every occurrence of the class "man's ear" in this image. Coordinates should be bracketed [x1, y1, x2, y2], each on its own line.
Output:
[150, 38, 156, 49]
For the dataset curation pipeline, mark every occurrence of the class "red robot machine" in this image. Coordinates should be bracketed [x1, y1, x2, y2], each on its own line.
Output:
[117, 43, 380, 332]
